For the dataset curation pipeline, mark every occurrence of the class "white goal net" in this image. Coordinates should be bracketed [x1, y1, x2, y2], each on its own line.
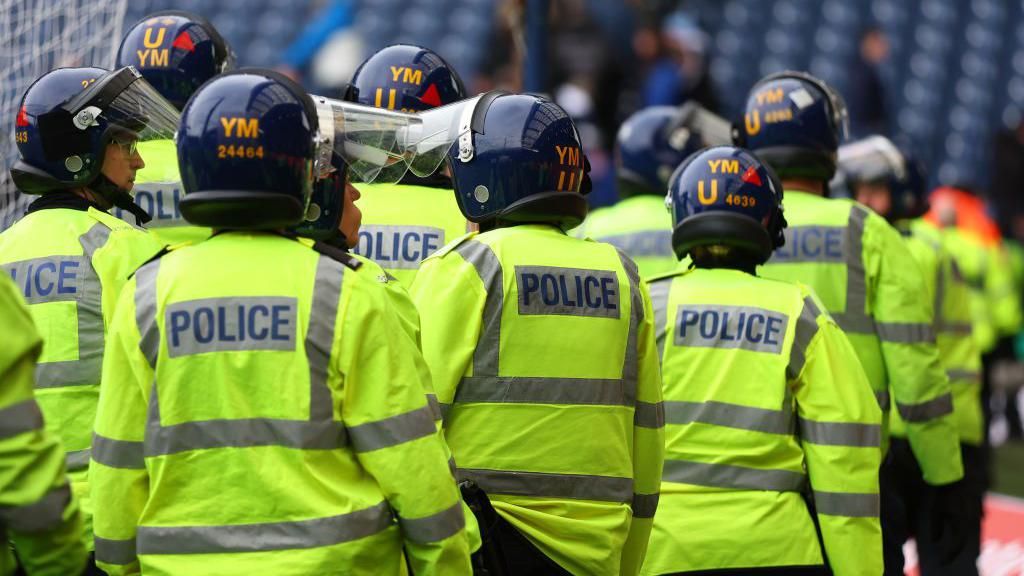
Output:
[0, 0, 129, 230]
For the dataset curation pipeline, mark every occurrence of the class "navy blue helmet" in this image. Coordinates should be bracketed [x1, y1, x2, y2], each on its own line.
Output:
[735, 71, 849, 182]
[116, 11, 234, 110]
[10, 66, 179, 220]
[442, 92, 591, 229]
[348, 44, 466, 113]
[177, 69, 321, 229]
[294, 151, 347, 241]
[616, 102, 732, 197]
[666, 146, 786, 263]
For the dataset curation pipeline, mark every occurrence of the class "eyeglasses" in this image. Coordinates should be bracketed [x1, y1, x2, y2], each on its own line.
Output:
[111, 137, 139, 156]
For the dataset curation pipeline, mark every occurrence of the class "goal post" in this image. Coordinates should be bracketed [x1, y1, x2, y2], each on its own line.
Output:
[0, 0, 129, 230]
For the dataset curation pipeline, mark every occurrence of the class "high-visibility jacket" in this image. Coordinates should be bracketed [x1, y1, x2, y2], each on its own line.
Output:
[90, 231, 470, 576]
[353, 182, 468, 286]
[0, 273, 86, 576]
[114, 140, 212, 246]
[410, 224, 666, 576]
[759, 191, 962, 485]
[571, 195, 677, 278]
[643, 266, 882, 575]
[0, 205, 162, 550]
[898, 222, 985, 446]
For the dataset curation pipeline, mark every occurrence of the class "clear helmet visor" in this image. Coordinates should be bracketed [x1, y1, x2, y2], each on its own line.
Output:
[311, 95, 423, 184]
[63, 66, 180, 146]
[838, 135, 905, 183]
[399, 94, 486, 178]
[672, 101, 733, 146]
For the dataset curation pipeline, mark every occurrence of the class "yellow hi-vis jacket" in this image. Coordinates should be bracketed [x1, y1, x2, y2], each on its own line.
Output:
[0, 206, 162, 550]
[759, 191, 963, 485]
[643, 266, 882, 576]
[114, 140, 212, 246]
[0, 272, 86, 576]
[571, 195, 678, 278]
[90, 232, 471, 576]
[353, 182, 468, 286]
[410, 224, 666, 576]
[898, 222, 985, 446]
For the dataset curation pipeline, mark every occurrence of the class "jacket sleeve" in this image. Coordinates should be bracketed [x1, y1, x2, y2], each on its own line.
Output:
[620, 277, 665, 576]
[791, 291, 883, 576]
[986, 245, 1022, 337]
[0, 275, 86, 576]
[337, 274, 471, 575]
[91, 275, 152, 576]
[866, 213, 963, 485]
[409, 250, 486, 414]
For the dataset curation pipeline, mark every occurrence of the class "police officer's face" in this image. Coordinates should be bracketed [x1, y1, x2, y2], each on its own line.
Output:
[339, 179, 362, 248]
[854, 181, 891, 217]
[102, 138, 145, 191]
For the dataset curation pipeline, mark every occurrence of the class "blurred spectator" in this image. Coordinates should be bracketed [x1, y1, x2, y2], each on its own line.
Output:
[275, 0, 363, 93]
[991, 116, 1024, 241]
[847, 26, 889, 136]
[637, 12, 718, 112]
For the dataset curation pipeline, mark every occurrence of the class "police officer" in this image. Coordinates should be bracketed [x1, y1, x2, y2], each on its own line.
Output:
[115, 11, 234, 244]
[0, 272, 87, 576]
[0, 66, 171, 565]
[839, 136, 984, 575]
[409, 93, 665, 575]
[642, 146, 881, 575]
[573, 102, 731, 277]
[347, 44, 470, 285]
[736, 72, 966, 552]
[89, 69, 470, 575]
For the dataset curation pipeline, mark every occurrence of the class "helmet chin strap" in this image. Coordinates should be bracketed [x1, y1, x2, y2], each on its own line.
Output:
[91, 173, 152, 225]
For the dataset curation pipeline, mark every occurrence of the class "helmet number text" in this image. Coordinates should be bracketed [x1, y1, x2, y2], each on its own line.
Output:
[725, 194, 757, 208]
[218, 145, 264, 159]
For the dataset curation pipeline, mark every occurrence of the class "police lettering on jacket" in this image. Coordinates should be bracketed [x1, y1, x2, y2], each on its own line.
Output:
[770, 226, 846, 263]
[166, 296, 297, 357]
[674, 304, 789, 354]
[114, 182, 186, 228]
[355, 224, 444, 269]
[3, 257, 84, 303]
[516, 265, 620, 318]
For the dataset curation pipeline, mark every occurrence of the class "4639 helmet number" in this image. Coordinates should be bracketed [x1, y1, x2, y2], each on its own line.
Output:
[218, 145, 265, 159]
[724, 194, 757, 208]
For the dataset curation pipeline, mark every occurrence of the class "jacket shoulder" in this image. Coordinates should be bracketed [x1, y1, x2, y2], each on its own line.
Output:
[426, 231, 480, 261]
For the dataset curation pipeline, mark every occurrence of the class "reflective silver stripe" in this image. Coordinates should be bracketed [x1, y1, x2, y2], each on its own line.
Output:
[347, 405, 436, 453]
[397, 501, 465, 544]
[135, 261, 160, 369]
[456, 376, 630, 406]
[832, 207, 876, 335]
[136, 501, 394, 555]
[0, 484, 70, 533]
[662, 459, 806, 492]
[65, 449, 90, 472]
[617, 248, 642, 408]
[456, 240, 503, 378]
[307, 256, 343, 421]
[448, 456, 457, 477]
[798, 417, 880, 447]
[631, 492, 660, 519]
[663, 400, 792, 435]
[876, 322, 935, 344]
[426, 393, 442, 422]
[875, 390, 891, 412]
[439, 402, 452, 421]
[594, 230, 674, 258]
[0, 399, 43, 439]
[787, 296, 821, 380]
[634, 401, 664, 428]
[813, 490, 879, 518]
[94, 536, 138, 566]
[947, 369, 981, 384]
[936, 322, 973, 335]
[457, 468, 633, 503]
[896, 393, 954, 422]
[92, 433, 145, 469]
[145, 418, 347, 456]
[648, 278, 671, 361]
[933, 252, 947, 330]
[35, 224, 110, 388]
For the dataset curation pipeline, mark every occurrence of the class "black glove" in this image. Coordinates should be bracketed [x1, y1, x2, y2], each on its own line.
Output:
[929, 478, 970, 565]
